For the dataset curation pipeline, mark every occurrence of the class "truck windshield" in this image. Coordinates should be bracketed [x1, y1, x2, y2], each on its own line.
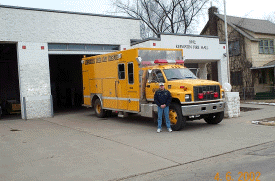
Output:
[163, 68, 197, 81]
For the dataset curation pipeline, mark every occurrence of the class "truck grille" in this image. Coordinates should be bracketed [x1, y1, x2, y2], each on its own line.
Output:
[194, 85, 220, 101]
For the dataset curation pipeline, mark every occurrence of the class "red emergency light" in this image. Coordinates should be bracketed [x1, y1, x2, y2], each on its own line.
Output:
[154, 59, 168, 64]
[198, 93, 204, 100]
[213, 92, 219, 98]
[175, 60, 184, 65]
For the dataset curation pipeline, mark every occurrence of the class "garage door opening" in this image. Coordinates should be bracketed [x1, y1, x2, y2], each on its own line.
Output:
[0, 43, 21, 118]
[49, 55, 85, 112]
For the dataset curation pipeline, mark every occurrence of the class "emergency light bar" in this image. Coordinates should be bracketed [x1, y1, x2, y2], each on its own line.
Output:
[154, 59, 184, 65]
[139, 59, 184, 66]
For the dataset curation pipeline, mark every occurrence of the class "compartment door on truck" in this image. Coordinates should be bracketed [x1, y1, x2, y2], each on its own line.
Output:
[82, 70, 91, 106]
[100, 56, 117, 109]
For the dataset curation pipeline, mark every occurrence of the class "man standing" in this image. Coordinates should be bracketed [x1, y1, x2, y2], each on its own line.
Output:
[154, 82, 172, 133]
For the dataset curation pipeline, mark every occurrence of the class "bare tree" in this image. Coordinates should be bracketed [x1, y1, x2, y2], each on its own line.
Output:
[263, 11, 275, 24]
[112, 0, 210, 38]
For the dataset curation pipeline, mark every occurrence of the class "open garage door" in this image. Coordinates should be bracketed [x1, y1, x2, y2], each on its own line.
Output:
[0, 43, 21, 118]
[49, 55, 85, 112]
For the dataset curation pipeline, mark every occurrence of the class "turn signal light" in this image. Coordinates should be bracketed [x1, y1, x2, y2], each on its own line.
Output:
[180, 86, 187, 91]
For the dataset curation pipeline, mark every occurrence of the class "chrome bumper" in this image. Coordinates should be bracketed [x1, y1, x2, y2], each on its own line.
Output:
[181, 102, 225, 116]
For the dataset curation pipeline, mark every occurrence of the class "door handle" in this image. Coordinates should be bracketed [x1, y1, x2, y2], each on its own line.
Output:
[146, 85, 150, 88]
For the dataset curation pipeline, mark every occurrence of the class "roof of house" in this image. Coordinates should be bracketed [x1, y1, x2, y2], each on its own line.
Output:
[201, 13, 275, 41]
[215, 14, 275, 35]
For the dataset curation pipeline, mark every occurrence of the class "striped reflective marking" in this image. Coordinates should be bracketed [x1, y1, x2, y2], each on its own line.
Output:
[103, 97, 139, 102]
[84, 95, 90, 98]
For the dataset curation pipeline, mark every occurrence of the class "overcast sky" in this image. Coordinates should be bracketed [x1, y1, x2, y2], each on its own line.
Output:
[1, 0, 274, 33]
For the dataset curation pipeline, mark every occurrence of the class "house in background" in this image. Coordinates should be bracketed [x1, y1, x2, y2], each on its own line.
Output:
[201, 6, 275, 99]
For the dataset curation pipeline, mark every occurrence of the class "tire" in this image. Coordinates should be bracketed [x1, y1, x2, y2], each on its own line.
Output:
[204, 111, 224, 124]
[94, 99, 106, 118]
[169, 103, 185, 131]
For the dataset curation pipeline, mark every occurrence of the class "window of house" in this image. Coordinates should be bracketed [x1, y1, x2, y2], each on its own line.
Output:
[118, 64, 125, 79]
[229, 41, 240, 56]
[128, 62, 134, 84]
[259, 40, 274, 54]
[231, 71, 243, 86]
[259, 69, 267, 84]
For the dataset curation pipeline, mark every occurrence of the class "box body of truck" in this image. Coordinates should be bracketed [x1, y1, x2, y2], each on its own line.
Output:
[82, 48, 225, 130]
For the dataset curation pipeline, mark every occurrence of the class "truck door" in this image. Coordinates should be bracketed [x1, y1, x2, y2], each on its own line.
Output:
[145, 69, 165, 101]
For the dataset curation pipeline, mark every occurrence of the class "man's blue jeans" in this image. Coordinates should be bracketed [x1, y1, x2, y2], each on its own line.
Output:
[157, 106, 171, 129]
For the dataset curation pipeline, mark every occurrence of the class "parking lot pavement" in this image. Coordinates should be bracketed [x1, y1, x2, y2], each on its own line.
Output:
[0, 103, 274, 181]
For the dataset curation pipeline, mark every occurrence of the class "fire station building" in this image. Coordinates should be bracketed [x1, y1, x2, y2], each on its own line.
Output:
[0, 5, 228, 119]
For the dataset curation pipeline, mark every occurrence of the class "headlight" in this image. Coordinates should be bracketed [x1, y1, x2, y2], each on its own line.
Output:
[185, 94, 191, 102]
[222, 91, 225, 98]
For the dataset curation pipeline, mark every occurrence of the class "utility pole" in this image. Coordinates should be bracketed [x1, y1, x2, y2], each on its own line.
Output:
[224, 0, 230, 84]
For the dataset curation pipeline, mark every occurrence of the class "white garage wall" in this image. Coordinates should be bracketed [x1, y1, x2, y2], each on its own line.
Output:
[0, 5, 140, 46]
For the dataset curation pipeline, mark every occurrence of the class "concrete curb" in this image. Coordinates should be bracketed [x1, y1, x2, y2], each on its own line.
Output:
[252, 120, 275, 126]
[243, 102, 275, 106]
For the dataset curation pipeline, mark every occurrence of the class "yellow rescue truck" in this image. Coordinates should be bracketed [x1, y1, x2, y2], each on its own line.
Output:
[82, 48, 225, 131]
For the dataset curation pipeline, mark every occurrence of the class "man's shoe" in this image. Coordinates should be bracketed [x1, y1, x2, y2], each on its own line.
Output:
[157, 128, 162, 133]
[168, 128, 172, 132]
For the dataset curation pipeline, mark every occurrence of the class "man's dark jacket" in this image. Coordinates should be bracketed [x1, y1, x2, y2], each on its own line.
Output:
[154, 89, 172, 107]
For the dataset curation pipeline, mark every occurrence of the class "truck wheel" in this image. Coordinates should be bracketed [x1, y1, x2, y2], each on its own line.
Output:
[94, 99, 106, 118]
[169, 103, 185, 131]
[204, 111, 224, 124]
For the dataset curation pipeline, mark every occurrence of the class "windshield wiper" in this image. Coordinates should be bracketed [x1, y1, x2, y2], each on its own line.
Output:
[168, 77, 181, 80]
[185, 76, 196, 79]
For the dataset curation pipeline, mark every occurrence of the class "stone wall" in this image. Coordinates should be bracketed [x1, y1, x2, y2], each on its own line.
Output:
[224, 92, 240, 118]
